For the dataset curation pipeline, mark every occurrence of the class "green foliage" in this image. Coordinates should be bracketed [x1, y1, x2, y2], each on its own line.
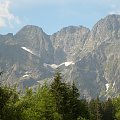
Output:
[0, 86, 19, 120]
[16, 85, 61, 120]
[50, 72, 71, 120]
[88, 97, 116, 120]
[77, 116, 87, 120]
[50, 71, 89, 120]
[102, 98, 115, 120]
[89, 98, 103, 120]
[113, 96, 120, 120]
[0, 72, 119, 120]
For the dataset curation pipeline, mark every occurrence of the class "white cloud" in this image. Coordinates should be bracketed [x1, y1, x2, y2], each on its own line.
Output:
[0, 18, 6, 27]
[0, 0, 20, 28]
[109, 2, 120, 15]
[109, 11, 120, 15]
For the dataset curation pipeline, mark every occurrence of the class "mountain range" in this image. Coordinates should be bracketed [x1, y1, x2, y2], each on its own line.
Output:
[0, 14, 120, 100]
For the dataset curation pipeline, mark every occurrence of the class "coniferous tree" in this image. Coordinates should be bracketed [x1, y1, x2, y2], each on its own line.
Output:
[89, 99, 96, 120]
[113, 96, 120, 120]
[69, 82, 89, 120]
[50, 71, 89, 120]
[69, 82, 80, 120]
[89, 98, 103, 120]
[16, 85, 61, 120]
[50, 71, 70, 120]
[95, 97, 103, 120]
[0, 86, 19, 120]
[103, 98, 115, 120]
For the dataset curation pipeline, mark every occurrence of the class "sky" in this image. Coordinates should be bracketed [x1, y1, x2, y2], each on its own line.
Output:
[0, 0, 120, 35]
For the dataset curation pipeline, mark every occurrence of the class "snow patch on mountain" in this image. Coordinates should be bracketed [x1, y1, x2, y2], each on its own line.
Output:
[105, 83, 110, 91]
[64, 62, 75, 66]
[43, 61, 75, 69]
[43, 63, 58, 69]
[21, 47, 34, 54]
[112, 81, 115, 88]
[50, 64, 59, 69]
[23, 74, 29, 78]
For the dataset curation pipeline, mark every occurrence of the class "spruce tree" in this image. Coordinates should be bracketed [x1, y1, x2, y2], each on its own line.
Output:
[50, 71, 89, 120]
[112, 97, 120, 120]
[95, 97, 103, 120]
[103, 98, 115, 120]
[50, 71, 69, 120]
[16, 84, 61, 120]
[0, 86, 19, 120]
[89, 98, 103, 120]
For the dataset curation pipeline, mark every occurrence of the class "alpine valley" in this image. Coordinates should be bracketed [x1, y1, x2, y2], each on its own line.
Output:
[0, 14, 120, 100]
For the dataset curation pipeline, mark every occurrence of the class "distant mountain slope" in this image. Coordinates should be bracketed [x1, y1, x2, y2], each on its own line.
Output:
[0, 14, 120, 99]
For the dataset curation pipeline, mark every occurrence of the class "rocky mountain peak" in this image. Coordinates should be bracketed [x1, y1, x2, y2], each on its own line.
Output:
[51, 26, 90, 63]
[82, 14, 120, 54]
[14, 25, 46, 49]
[105, 14, 120, 20]
[56, 26, 90, 35]
[14, 25, 54, 63]
[18, 25, 44, 33]
[0, 14, 120, 99]
[0, 33, 14, 45]
[91, 14, 120, 39]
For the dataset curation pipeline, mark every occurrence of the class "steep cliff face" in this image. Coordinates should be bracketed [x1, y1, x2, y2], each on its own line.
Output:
[65, 14, 120, 99]
[50, 26, 90, 64]
[0, 15, 120, 99]
[0, 43, 41, 85]
[14, 25, 54, 64]
[65, 41, 120, 99]
[0, 26, 54, 87]
[83, 15, 120, 53]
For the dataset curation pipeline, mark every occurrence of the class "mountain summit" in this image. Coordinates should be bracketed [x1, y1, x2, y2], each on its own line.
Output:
[0, 15, 120, 99]
[14, 25, 54, 63]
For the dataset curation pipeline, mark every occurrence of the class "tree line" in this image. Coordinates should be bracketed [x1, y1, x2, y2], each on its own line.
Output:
[0, 72, 120, 120]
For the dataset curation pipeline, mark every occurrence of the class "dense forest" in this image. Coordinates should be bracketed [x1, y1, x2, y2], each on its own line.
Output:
[0, 72, 120, 120]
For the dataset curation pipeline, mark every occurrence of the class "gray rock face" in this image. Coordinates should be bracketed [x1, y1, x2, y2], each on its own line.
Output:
[70, 14, 120, 99]
[0, 33, 14, 45]
[14, 25, 54, 64]
[0, 15, 120, 99]
[50, 26, 90, 64]
[83, 15, 120, 53]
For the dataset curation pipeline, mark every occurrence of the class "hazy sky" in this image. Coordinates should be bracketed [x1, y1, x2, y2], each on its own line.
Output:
[0, 0, 120, 35]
